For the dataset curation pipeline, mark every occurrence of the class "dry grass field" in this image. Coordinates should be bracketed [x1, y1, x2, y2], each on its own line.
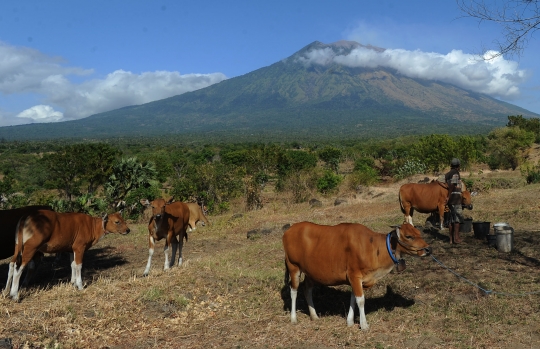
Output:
[1, 167, 540, 349]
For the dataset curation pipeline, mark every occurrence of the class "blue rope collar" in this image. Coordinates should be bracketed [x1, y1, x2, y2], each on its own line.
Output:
[386, 232, 400, 265]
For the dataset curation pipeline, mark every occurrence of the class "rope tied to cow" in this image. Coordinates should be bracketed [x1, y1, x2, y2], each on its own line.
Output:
[430, 254, 540, 297]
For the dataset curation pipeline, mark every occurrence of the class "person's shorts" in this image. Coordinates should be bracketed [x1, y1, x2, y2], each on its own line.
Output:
[448, 204, 464, 224]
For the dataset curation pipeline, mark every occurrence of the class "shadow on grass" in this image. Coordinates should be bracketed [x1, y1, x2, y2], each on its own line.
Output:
[422, 226, 450, 243]
[0, 246, 128, 290]
[280, 284, 414, 321]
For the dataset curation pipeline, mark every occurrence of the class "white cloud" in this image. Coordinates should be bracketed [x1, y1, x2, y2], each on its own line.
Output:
[17, 105, 63, 122]
[296, 46, 528, 99]
[42, 69, 227, 121]
[0, 41, 227, 124]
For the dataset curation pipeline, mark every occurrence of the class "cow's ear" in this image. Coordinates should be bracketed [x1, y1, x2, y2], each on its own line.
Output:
[140, 199, 150, 206]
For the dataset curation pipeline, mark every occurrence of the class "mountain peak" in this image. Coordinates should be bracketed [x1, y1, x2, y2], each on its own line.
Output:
[287, 40, 384, 64]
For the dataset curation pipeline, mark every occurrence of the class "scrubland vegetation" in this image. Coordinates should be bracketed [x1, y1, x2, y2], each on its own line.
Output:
[1, 115, 540, 348]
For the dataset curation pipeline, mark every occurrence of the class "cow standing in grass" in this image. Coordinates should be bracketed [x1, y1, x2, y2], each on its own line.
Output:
[283, 222, 431, 330]
[4, 210, 130, 301]
[140, 198, 190, 276]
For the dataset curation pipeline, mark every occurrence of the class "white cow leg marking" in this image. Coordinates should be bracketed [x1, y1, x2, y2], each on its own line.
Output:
[163, 244, 170, 271]
[3, 262, 15, 296]
[74, 263, 83, 290]
[290, 288, 298, 324]
[406, 215, 413, 225]
[356, 295, 369, 330]
[305, 284, 319, 320]
[347, 292, 356, 327]
[10, 263, 26, 301]
[70, 253, 77, 284]
[143, 248, 154, 276]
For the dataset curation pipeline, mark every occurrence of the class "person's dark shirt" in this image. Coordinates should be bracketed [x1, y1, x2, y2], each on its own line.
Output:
[445, 168, 462, 205]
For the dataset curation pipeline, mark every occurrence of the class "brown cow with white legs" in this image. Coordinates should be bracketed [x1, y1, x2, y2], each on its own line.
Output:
[283, 222, 431, 330]
[4, 211, 130, 301]
[399, 181, 473, 229]
[185, 202, 210, 232]
[140, 198, 190, 276]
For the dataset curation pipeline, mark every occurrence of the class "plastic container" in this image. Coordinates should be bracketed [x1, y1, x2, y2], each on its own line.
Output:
[472, 221, 491, 239]
[494, 222, 514, 252]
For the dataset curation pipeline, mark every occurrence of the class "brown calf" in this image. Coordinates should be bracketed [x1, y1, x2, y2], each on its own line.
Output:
[140, 198, 190, 276]
[283, 222, 431, 330]
[4, 211, 130, 301]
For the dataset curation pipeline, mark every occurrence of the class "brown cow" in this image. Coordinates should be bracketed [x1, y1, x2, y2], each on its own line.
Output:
[4, 210, 130, 301]
[283, 222, 431, 330]
[399, 180, 473, 229]
[0, 205, 53, 260]
[185, 202, 210, 232]
[140, 198, 190, 276]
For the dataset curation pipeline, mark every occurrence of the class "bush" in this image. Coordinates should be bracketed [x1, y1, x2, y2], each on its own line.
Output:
[521, 161, 540, 184]
[394, 159, 427, 180]
[317, 170, 342, 194]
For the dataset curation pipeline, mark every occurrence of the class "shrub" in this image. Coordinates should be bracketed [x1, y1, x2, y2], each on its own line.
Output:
[394, 159, 427, 180]
[317, 170, 342, 194]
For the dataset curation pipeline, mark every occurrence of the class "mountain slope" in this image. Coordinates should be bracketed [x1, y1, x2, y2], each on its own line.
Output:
[0, 41, 536, 141]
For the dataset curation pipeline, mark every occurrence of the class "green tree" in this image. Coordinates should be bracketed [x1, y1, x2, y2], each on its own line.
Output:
[42, 145, 84, 201]
[318, 147, 342, 173]
[411, 135, 458, 172]
[486, 127, 535, 170]
[507, 115, 540, 142]
[105, 157, 158, 208]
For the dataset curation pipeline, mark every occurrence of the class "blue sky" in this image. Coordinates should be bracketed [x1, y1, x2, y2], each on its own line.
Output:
[0, 0, 539, 127]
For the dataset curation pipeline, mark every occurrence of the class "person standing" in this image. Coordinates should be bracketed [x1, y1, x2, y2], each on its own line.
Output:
[445, 158, 464, 244]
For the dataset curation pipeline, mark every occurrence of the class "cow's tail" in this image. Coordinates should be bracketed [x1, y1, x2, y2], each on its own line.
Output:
[283, 258, 290, 287]
[14, 216, 27, 267]
[398, 190, 406, 214]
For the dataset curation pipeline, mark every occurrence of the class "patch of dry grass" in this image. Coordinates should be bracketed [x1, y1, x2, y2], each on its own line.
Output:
[1, 169, 540, 348]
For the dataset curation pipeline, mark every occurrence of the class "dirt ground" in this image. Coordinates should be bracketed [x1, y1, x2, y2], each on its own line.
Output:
[1, 171, 540, 348]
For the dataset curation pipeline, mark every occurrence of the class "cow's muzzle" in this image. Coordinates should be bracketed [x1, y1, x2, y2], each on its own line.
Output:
[423, 246, 432, 256]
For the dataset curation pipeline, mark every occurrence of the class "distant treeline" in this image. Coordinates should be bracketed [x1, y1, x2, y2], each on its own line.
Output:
[1, 115, 539, 219]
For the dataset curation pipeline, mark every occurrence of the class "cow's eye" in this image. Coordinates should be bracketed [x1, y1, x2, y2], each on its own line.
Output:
[406, 235, 414, 239]
[115, 221, 120, 225]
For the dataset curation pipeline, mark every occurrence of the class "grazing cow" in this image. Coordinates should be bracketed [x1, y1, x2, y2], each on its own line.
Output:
[399, 180, 473, 228]
[0, 205, 53, 260]
[185, 202, 210, 232]
[140, 198, 190, 276]
[4, 210, 130, 301]
[283, 222, 431, 330]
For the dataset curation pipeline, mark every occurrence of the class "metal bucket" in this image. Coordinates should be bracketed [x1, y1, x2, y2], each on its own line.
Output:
[494, 223, 514, 252]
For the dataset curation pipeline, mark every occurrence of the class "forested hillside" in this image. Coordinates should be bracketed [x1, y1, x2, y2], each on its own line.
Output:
[1, 115, 539, 218]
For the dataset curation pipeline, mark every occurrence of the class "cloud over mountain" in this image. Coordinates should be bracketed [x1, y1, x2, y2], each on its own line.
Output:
[0, 41, 227, 125]
[295, 45, 528, 99]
